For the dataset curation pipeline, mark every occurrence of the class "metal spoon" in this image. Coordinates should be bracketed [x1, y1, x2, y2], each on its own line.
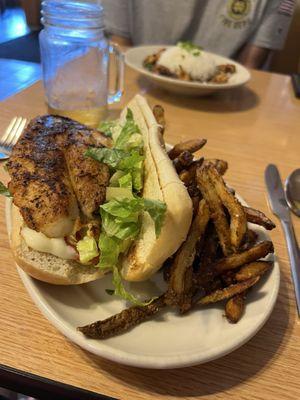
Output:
[285, 169, 300, 217]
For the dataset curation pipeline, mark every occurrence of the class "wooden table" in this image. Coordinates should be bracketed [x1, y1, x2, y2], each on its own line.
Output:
[0, 68, 299, 400]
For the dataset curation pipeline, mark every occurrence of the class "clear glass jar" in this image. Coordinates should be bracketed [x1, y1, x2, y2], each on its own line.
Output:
[39, 0, 124, 127]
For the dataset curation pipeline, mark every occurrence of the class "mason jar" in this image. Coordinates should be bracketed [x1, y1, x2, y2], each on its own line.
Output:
[39, 0, 124, 127]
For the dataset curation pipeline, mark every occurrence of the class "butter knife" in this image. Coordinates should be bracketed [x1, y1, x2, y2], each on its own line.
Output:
[265, 164, 300, 316]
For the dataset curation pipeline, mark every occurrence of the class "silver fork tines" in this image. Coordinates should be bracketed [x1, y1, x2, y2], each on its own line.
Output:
[0, 116, 27, 157]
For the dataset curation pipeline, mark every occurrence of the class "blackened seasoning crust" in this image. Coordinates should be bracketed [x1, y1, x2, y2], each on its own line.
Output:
[78, 296, 166, 339]
[7, 115, 110, 236]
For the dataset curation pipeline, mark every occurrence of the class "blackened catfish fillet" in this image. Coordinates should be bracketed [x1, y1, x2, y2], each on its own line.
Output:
[7, 115, 110, 238]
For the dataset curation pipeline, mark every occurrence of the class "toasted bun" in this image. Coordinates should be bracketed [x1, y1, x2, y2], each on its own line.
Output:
[10, 204, 105, 285]
[121, 95, 193, 281]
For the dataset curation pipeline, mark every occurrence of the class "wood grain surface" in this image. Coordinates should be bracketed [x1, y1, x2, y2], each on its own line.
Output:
[0, 68, 300, 400]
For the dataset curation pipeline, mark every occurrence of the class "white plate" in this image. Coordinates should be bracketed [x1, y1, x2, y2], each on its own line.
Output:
[125, 45, 251, 96]
[6, 195, 279, 369]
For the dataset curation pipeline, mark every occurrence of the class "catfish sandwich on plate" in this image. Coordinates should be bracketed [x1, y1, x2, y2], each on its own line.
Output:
[6, 95, 193, 300]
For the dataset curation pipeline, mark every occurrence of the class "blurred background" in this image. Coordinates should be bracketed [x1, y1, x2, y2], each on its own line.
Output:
[0, 0, 299, 71]
[0, 0, 299, 102]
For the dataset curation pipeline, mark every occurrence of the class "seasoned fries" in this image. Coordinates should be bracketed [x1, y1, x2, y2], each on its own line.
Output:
[213, 241, 274, 274]
[244, 207, 276, 230]
[203, 159, 228, 176]
[78, 112, 277, 340]
[153, 105, 166, 134]
[78, 296, 166, 339]
[178, 158, 204, 186]
[240, 229, 258, 251]
[179, 169, 191, 185]
[198, 277, 259, 305]
[225, 294, 245, 323]
[197, 165, 232, 255]
[235, 261, 272, 282]
[168, 138, 207, 160]
[173, 151, 194, 172]
[206, 165, 247, 250]
[166, 199, 210, 312]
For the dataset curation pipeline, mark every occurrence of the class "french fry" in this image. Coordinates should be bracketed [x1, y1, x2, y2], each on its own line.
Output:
[78, 296, 166, 339]
[177, 151, 194, 167]
[197, 164, 232, 255]
[191, 196, 200, 215]
[166, 199, 210, 312]
[198, 223, 219, 264]
[235, 261, 272, 282]
[213, 241, 274, 274]
[153, 105, 166, 134]
[168, 138, 207, 160]
[173, 151, 194, 173]
[244, 207, 276, 230]
[207, 165, 247, 250]
[225, 294, 245, 323]
[178, 158, 204, 185]
[162, 257, 174, 282]
[197, 277, 259, 305]
[240, 229, 258, 251]
[193, 224, 219, 291]
[179, 169, 191, 185]
[221, 270, 236, 286]
[203, 159, 228, 176]
[187, 183, 200, 198]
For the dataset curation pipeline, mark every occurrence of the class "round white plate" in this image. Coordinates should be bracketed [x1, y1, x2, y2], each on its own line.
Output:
[6, 196, 279, 369]
[125, 45, 251, 96]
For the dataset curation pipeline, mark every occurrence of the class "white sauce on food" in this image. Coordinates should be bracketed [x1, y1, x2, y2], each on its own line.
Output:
[21, 227, 77, 260]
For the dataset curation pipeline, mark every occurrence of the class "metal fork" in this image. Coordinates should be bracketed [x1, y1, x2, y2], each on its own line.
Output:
[0, 117, 27, 160]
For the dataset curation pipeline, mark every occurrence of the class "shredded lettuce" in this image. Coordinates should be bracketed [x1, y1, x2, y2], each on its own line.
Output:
[118, 173, 132, 189]
[117, 151, 143, 170]
[106, 187, 133, 201]
[0, 181, 11, 198]
[100, 207, 140, 241]
[100, 197, 167, 239]
[98, 120, 118, 138]
[106, 265, 155, 306]
[87, 108, 144, 193]
[98, 233, 120, 270]
[86, 108, 167, 305]
[110, 266, 154, 306]
[115, 125, 138, 151]
[98, 197, 166, 294]
[86, 148, 143, 192]
[109, 170, 126, 186]
[86, 147, 125, 169]
[115, 110, 142, 152]
[126, 108, 134, 120]
[143, 199, 167, 236]
[101, 198, 143, 220]
[76, 236, 99, 264]
[118, 151, 144, 191]
[99, 234, 150, 306]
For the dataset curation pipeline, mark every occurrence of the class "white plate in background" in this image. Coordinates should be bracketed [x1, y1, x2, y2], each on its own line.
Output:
[125, 45, 251, 96]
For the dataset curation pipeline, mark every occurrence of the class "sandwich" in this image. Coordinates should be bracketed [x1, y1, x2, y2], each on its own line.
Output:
[5, 95, 193, 301]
